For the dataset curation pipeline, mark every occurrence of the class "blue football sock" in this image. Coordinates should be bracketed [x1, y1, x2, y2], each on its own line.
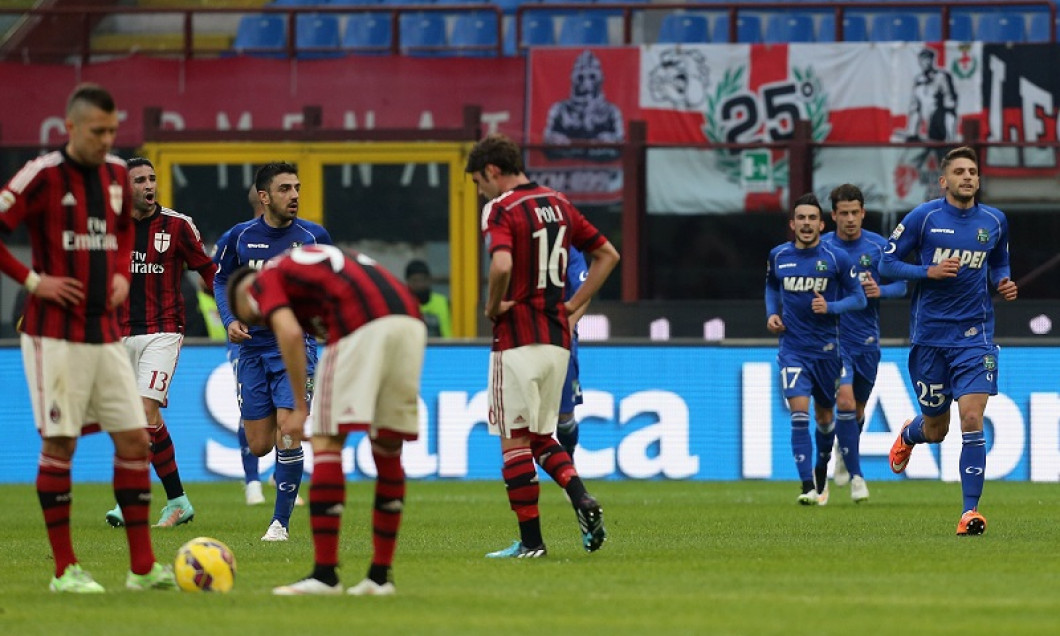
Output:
[238, 424, 260, 483]
[901, 415, 929, 445]
[556, 415, 579, 456]
[960, 431, 986, 512]
[836, 410, 862, 477]
[791, 411, 813, 483]
[272, 447, 304, 528]
[856, 416, 866, 433]
[814, 419, 836, 468]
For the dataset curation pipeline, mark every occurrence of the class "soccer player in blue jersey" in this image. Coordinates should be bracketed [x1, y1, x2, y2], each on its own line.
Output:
[557, 247, 589, 458]
[766, 193, 866, 505]
[880, 146, 1017, 536]
[214, 163, 333, 540]
[820, 184, 907, 505]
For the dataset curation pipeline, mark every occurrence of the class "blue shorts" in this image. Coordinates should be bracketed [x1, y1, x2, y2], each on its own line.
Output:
[776, 350, 841, 408]
[908, 344, 999, 416]
[237, 346, 317, 421]
[559, 339, 582, 414]
[840, 349, 881, 403]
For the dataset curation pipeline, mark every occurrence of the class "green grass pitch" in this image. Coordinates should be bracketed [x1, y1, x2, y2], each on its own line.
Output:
[2, 479, 1058, 635]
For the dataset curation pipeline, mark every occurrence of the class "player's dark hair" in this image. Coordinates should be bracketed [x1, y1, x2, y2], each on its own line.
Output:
[226, 265, 258, 323]
[941, 146, 978, 173]
[465, 133, 524, 176]
[126, 157, 153, 171]
[66, 83, 116, 116]
[829, 183, 864, 210]
[790, 192, 823, 219]
[254, 162, 298, 193]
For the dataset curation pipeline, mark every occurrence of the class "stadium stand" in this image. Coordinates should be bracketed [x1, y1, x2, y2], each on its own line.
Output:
[764, 13, 816, 43]
[342, 12, 392, 54]
[657, 13, 710, 44]
[977, 11, 1028, 41]
[232, 14, 287, 57]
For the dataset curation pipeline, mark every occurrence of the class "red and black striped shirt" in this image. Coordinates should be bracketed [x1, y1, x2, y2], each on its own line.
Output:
[117, 206, 216, 336]
[0, 150, 133, 343]
[480, 182, 607, 351]
[249, 245, 421, 343]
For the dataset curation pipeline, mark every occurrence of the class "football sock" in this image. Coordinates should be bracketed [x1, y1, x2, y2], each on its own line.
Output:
[272, 447, 304, 528]
[529, 433, 586, 502]
[502, 446, 541, 544]
[960, 431, 987, 512]
[367, 563, 392, 587]
[902, 415, 929, 445]
[791, 411, 813, 483]
[371, 447, 405, 568]
[310, 565, 338, 587]
[149, 419, 185, 500]
[37, 453, 75, 578]
[556, 414, 579, 458]
[114, 455, 155, 575]
[836, 409, 863, 477]
[238, 423, 260, 483]
[814, 419, 836, 492]
[308, 450, 344, 572]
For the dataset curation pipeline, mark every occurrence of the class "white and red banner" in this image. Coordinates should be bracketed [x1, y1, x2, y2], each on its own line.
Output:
[528, 42, 988, 212]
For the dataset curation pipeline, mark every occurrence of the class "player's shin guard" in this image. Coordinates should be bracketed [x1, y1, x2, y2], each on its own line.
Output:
[149, 419, 184, 500]
[530, 433, 587, 503]
[835, 410, 862, 477]
[308, 451, 344, 571]
[114, 455, 155, 574]
[238, 424, 260, 483]
[37, 453, 75, 577]
[960, 431, 987, 512]
[502, 447, 543, 547]
[372, 448, 405, 571]
[273, 447, 304, 527]
[791, 411, 813, 484]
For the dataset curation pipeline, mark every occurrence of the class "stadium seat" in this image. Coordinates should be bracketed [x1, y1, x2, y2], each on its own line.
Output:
[1026, 13, 1055, 42]
[711, 15, 762, 43]
[342, 13, 392, 55]
[270, 0, 322, 6]
[923, 13, 973, 41]
[450, 11, 500, 57]
[295, 14, 342, 59]
[977, 12, 1027, 43]
[764, 14, 815, 43]
[818, 14, 868, 42]
[505, 13, 555, 55]
[657, 13, 709, 44]
[327, 0, 382, 6]
[557, 12, 609, 46]
[400, 12, 448, 57]
[232, 14, 287, 58]
[870, 13, 921, 42]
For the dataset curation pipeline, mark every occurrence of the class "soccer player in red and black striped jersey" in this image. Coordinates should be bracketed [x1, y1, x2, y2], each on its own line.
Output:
[0, 84, 175, 592]
[468, 133, 620, 558]
[226, 244, 426, 596]
[103, 157, 216, 530]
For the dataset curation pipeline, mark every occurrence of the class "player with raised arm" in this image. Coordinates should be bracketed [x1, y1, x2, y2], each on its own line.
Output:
[880, 146, 1017, 535]
[213, 162, 332, 541]
[104, 157, 215, 528]
[765, 193, 866, 505]
[819, 184, 907, 504]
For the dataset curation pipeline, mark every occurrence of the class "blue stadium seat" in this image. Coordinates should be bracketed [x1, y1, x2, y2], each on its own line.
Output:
[400, 12, 448, 56]
[870, 13, 921, 42]
[270, 0, 322, 6]
[450, 11, 500, 57]
[505, 13, 555, 55]
[342, 13, 392, 55]
[977, 12, 1027, 43]
[712, 15, 762, 43]
[232, 15, 287, 58]
[1026, 13, 1056, 42]
[295, 14, 342, 59]
[923, 13, 973, 41]
[658, 13, 709, 44]
[818, 14, 868, 42]
[557, 12, 609, 45]
[764, 14, 815, 43]
[326, 0, 382, 5]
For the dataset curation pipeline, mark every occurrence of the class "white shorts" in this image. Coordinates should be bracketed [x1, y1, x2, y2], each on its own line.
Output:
[123, 332, 183, 406]
[21, 335, 148, 438]
[312, 315, 426, 440]
[488, 344, 569, 438]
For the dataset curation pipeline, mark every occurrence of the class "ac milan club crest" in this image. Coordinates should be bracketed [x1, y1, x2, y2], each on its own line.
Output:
[154, 231, 171, 253]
